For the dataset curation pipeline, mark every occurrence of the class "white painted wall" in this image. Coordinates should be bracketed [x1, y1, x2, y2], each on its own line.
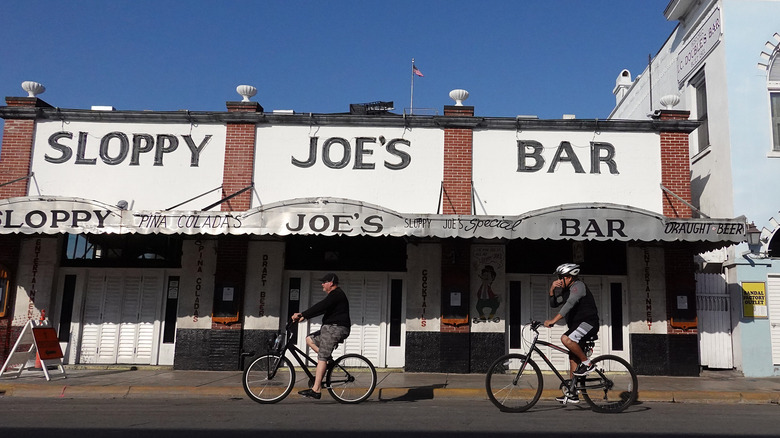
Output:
[30, 121, 226, 211]
[254, 126, 443, 213]
[473, 130, 662, 215]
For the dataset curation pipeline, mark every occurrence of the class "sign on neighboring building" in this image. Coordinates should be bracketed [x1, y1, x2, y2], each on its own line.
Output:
[677, 7, 722, 85]
[742, 282, 768, 318]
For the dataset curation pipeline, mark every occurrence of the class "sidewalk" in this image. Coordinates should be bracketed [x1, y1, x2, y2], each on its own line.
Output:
[1, 366, 779, 404]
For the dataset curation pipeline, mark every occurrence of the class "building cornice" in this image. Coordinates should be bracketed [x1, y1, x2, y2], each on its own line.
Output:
[0, 106, 701, 133]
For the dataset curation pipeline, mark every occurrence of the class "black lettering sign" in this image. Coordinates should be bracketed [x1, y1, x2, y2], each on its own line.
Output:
[45, 131, 211, 167]
[291, 136, 412, 170]
[0, 209, 111, 229]
[285, 213, 384, 234]
[518, 140, 619, 174]
[559, 218, 627, 238]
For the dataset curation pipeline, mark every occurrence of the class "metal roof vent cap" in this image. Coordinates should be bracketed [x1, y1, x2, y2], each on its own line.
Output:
[236, 85, 257, 102]
[21, 81, 45, 97]
[449, 89, 469, 106]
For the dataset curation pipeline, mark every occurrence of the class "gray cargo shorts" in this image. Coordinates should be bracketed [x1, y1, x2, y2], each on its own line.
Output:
[310, 324, 350, 361]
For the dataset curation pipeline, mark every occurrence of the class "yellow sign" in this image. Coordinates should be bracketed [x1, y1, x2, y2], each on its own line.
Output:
[742, 282, 767, 318]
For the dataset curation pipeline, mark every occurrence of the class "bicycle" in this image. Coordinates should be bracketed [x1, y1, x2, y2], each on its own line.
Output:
[485, 320, 638, 413]
[243, 321, 377, 404]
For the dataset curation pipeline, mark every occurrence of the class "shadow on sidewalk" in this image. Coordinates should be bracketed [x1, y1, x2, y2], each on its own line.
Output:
[379, 384, 447, 402]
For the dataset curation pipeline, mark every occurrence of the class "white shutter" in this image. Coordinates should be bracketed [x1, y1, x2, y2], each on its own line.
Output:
[96, 275, 123, 363]
[696, 273, 733, 369]
[305, 274, 383, 365]
[530, 275, 567, 371]
[343, 276, 364, 357]
[79, 270, 164, 365]
[117, 274, 142, 363]
[768, 276, 780, 365]
[358, 277, 383, 363]
[583, 276, 603, 358]
[79, 273, 105, 363]
[136, 273, 162, 362]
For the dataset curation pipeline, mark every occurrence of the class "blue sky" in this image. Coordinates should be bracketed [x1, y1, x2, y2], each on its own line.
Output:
[1, 1, 676, 129]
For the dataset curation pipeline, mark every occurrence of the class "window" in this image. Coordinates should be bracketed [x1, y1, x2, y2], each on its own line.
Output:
[691, 71, 710, 153]
[771, 92, 780, 152]
[768, 51, 780, 153]
[61, 234, 182, 268]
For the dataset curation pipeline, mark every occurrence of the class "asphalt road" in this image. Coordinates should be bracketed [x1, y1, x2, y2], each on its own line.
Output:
[1, 397, 778, 437]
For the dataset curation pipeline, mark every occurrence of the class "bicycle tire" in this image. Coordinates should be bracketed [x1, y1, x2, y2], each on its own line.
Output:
[243, 354, 295, 403]
[485, 353, 543, 412]
[579, 354, 638, 413]
[326, 353, 377, 404]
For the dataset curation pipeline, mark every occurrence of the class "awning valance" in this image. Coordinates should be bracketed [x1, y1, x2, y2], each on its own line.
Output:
[0, 196, 746, 244]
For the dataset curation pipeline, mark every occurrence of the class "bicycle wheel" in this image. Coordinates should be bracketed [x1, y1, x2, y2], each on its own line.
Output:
[326, 353, 377, 404]
[243, 354, 295, 403]
[485, 354, 543, 412]
[579, 354, 638, 413]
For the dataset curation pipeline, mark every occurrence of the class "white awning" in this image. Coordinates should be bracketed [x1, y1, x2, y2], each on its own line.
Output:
[0, 196, 746, 243]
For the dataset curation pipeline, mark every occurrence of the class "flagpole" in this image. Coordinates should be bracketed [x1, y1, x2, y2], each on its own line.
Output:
[410, 58, 415, 115]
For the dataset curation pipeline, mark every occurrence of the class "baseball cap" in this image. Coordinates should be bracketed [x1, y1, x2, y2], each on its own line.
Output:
[319, 273, 339, 284]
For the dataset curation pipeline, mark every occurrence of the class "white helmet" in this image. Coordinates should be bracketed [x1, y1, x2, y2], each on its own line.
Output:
[555, 263, 580, 277]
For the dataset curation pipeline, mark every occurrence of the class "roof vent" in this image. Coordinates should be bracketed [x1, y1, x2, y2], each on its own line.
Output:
[349, 101, 394, 115]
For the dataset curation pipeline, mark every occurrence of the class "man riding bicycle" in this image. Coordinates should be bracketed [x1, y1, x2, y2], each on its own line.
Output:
[291, 272, 351, 400]
[543, 263, 600, 404]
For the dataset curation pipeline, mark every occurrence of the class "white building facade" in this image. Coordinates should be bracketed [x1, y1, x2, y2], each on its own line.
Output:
[610, 0, 780, 376]
[0, 85, 744, 375]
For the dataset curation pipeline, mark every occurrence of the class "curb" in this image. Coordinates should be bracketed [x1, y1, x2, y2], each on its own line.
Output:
[2, 384, 779, 404]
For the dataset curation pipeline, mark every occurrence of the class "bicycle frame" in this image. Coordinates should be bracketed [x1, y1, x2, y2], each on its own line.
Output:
[516, 322, 605, 395]
[517, 324, 572, 387]
[265, 323, 353, 388]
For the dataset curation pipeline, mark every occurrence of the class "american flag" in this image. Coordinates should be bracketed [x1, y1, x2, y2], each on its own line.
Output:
[413, 65, 424, 77]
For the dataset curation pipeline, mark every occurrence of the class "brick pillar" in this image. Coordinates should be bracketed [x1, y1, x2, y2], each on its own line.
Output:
[222, 101, 261, 211]
[0, 96, 47, 363]
[205, 101, 261, 370]
[442, 105, 474, 215]
[439, 106, 475, 372]
[657, 110, 693, 218]
[0, 97, 49, 199]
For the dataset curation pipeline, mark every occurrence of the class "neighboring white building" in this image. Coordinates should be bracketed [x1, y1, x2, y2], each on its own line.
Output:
[610, 0, 780, 376]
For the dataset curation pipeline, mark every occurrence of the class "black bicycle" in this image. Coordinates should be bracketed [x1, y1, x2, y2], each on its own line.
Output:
[486, 320, 638, 413]
[243, 322, 377, 404]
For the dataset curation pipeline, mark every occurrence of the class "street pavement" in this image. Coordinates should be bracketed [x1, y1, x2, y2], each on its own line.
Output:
[1, 366, 779, 404]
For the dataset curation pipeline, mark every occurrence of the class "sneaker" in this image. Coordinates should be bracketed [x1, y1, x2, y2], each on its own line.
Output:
[573, 362, 595, 376]
[556, 393, 579, 404]
[298, 388, 321, 399]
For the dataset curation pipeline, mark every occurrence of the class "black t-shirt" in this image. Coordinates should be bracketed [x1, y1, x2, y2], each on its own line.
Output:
[301, 287, 351, 327]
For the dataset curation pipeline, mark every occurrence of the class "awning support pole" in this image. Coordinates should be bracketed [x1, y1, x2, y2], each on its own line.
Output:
[166, 185, 223, 211]
[201, 184, 254, 211]
[0, 172, 34, 188]
[659, 183, 710, 218]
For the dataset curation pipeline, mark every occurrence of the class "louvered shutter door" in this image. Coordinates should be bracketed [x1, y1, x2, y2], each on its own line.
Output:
[79, 273, 105, 363]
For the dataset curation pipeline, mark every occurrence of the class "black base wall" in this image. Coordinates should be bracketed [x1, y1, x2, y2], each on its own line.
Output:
[174, 328, 288, 371]
[631, 333, 699, 376]
[405, 331, 506, 373]
[471, 332, 505, 373]
[405, 331, 440, 372]
[173, 329, 210, 370]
